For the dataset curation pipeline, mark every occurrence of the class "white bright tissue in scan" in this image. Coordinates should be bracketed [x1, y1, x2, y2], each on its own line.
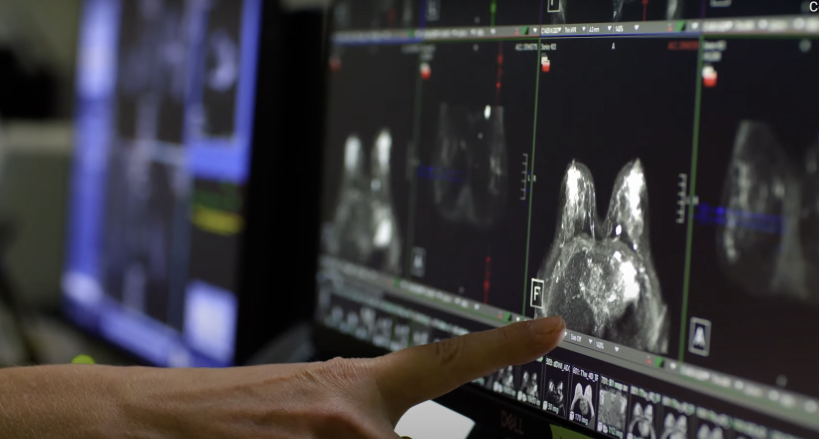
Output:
[394, 400, 476, 439]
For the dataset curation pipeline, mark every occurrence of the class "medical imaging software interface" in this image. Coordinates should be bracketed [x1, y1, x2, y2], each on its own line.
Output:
[64, 0, 260, 368]
[317, 1, 819, 437]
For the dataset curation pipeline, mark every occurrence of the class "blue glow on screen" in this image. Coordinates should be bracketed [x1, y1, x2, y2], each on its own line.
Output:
[64, 0, 262, 368]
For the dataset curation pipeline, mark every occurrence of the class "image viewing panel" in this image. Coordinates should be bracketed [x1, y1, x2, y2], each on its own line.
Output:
[332, 0, 422, 30]
[542, 0, 700, 25]
[686, 36, 819, 398]
[320, 44, 418, 277]
[526, 37, 699, 356]
[424, 0, 542, 27]
[409, 40, 539, 313]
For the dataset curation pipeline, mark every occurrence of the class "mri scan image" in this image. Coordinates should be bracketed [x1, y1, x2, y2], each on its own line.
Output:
[206, 30, 238, 93]
[116, 0, 189, 143]
[534, 160, 670, 354]
[660, 414, 688, 439]
[517, 369, 540, 404]
[432, 103, 508, 229]
[198, 0, 243, 139]
[549, 0, 683, 23]
[696, 425, 724, 439]
[325, 129, 402, 274]
[546, 379, 567, 416]
[716, 120, 819, 304]
[628, 403, 657, 439]
[102, 141, 189, 325]
[490, 365, 517, 397]
[598, 383, 628, 431]
[499, 366, 515, 388]
[570, 383, 596, 426]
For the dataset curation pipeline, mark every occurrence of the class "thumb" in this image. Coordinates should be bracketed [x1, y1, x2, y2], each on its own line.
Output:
[372, 316, 565, 421]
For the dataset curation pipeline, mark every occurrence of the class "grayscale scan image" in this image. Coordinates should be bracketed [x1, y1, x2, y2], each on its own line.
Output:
[660, 413, 688, 439]
[534, 160, 670, 354]
[628, 402, 657, 439]
[432, 103, 508, 229]
[717, 120, 819, 304]
[324, 130, 402, 275]
[695, 424, 724, 439]
[598, 380, 628, 432]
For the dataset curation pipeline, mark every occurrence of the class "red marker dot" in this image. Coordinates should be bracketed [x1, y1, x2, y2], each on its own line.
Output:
[420, 63, 431, 80]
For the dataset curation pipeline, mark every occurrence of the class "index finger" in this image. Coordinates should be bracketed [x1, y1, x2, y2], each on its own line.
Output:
[374, 316, 565, 416]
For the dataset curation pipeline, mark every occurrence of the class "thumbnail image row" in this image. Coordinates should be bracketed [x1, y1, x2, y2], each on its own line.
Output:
[330, 0, 807, 30]
[320, 38, 819, 397]
[316, 293, 808, 439]
[483, 355, 798, 439]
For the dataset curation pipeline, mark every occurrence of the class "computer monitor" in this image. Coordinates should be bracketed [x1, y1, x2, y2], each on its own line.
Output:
[314, 1, 819, 438]
[63, 0, 290, 368]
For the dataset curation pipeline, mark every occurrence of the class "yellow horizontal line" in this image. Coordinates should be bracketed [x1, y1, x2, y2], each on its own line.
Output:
[192, 206, 244, 236]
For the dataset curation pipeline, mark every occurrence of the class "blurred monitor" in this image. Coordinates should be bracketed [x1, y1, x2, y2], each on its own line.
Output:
[314, 0, 819, 438]
[64, 0, 272, 368]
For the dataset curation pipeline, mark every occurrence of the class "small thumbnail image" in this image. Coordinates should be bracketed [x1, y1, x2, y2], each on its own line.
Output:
[323, 294, 359, 334]
[659, 396, 695, 439]
[352, 305, 378, 341]
[730, 418, 767, 439]
[409, 321, 431, 347]
[569, 366, 599, 429]
[371, 311, 395, 349]
[694, 421, 727, 439]
[389, 318, 412, 352]
[491, 365, 518, 399]
[597, 376, 629, 438]
[516, 360, 544, 409]
[543, 357, 571, 418]
[626, 386, 662, 439]
[694, 408, 732, 439]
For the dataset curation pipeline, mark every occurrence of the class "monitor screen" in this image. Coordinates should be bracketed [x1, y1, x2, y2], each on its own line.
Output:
[64, 0, 261, 368]
[316, 1, 819, 437]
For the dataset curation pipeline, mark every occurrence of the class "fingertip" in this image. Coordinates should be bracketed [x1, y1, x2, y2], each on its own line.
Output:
[527, 316, 565, 336]
[527, 316, 565, 352]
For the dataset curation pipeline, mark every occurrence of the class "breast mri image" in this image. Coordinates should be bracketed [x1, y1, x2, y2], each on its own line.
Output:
[321, 45, 416, 276]
[534, 159, 669, 354]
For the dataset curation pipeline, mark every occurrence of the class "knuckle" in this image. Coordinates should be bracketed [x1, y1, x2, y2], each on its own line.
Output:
[433, 336, 464, 367]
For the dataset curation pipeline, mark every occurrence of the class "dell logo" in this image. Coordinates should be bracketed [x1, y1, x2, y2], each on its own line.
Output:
[501, 410, 524, 435]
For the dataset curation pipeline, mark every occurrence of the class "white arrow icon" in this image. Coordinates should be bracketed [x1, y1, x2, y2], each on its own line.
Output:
[608, 26, 612, 30]
[614, 346, 620, 352]
[635, 24, 640, 30]
[589, 338, 593, 344]
[582, 26, 586, 31]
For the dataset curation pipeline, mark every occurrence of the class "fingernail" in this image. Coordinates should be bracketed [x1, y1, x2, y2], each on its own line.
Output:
[528, 316, 565, 336]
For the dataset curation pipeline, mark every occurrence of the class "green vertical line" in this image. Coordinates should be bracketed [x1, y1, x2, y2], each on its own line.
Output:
[522, 42, 542, 317]
[405, 61, 424, 275]
[678, 34, 705, 362]
[490, 0, 497, 27]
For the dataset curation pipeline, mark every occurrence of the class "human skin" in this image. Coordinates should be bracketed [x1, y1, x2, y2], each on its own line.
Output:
[0, 316, 565, 439]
